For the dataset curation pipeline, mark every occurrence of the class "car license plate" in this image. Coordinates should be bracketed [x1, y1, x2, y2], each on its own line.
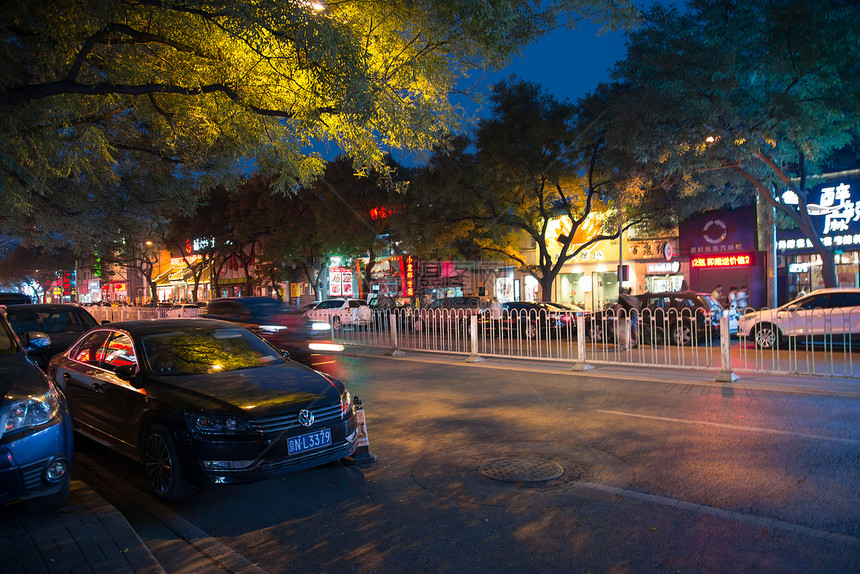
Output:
[288, 428, 332, 455]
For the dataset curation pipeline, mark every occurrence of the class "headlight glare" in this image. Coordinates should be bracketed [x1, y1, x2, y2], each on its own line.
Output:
[311, 322, 331, 331]
[3, 386, 61, 433]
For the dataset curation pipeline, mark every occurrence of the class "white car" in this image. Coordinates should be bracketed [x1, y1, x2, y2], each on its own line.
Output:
[165, 303, 205, 318]
[736, 288, 860, 349]
[306, 298, 372, 330]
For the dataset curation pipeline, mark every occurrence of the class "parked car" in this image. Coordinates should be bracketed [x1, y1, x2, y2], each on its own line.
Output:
[48, 318, 359, 501]
[484, 301, 582, 339]
[412, 296, 491, 332]
[585, 292, 713, 346]
[306, 298, 372, 330]
[637, 291, 714, 346]
[4, 304, 100, 370]
[736, 288, 860, 349]
[0, 292, 32, 305]
[0, 308, 73, 511]
[165, 302, 205, 318]
[200, 297, 341, 362]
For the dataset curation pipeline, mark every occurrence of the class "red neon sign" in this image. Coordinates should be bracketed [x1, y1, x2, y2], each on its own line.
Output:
[691, 254, 754, 268]
[401, 255, 416, 297]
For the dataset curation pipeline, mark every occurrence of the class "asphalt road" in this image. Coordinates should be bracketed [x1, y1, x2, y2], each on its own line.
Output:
[75, 352, 860, 574]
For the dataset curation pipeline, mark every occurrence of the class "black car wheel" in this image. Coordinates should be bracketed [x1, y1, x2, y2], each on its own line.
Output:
[588, 322, 605, 343]
[142, 424, 195, 502]
[522, 322, 538, 340]
[672, 324, 693, 346]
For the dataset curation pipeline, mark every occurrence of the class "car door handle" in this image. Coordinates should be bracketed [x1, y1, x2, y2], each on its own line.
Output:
[63, 372, 72, 383]
[92, 381, 106, 393]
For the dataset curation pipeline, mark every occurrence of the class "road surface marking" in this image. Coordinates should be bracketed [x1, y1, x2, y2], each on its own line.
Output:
[596, 409, 860, 445]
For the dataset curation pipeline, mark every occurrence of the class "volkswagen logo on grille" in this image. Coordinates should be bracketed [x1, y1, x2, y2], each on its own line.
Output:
[298, 409, 315, 427]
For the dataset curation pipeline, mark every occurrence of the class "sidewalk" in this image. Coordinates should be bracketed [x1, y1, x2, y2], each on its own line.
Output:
[1, 479, 164, 574]
[3, 351, 858, 574]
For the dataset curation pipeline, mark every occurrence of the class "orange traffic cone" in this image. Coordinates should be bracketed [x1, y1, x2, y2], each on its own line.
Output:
[344, 396, 377, 464]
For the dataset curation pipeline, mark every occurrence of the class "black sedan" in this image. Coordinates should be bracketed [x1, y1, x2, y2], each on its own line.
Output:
[48, 319, 359, 501]
[4, 304, 100, 369]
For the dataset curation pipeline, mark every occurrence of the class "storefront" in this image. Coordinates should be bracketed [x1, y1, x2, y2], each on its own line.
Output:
[777, 177, 860, 302]
[680, 206, 765, 307]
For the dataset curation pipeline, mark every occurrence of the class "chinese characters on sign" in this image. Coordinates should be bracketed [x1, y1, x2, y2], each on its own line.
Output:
[400, 255, 416, 297]
[329, 267, 353, 297]
[691, 254, 754, 268]
[779, 181, 860, 251]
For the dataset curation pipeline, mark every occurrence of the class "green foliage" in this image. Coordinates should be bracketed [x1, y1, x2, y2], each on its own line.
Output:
[610, 0, 860, 285]
[0, 0, 639, 250]
[412, 79, 674, 300]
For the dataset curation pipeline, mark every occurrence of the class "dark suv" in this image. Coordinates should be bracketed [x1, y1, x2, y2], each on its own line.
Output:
[200, 297, 341, 362]
[637, 291, 714, 345]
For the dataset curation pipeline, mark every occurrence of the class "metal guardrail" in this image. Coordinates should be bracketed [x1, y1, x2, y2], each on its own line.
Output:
[85, 305, 860, 379]
[334, 307, 860, 379]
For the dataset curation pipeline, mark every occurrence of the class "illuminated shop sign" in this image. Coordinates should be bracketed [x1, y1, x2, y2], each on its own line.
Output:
[186, 237, 216, 253]
[400, 255, 416, 297]
[691, 254, 754, 268]
[329, 267, 353, 297]
[788, 262, 810, 273]
[778, 180, 860, 251]
[646, 261, 680, 274]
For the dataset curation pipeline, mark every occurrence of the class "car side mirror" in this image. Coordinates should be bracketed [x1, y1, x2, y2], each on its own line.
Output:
[24, 331, 51, 350]
[114, 364, 144, 388]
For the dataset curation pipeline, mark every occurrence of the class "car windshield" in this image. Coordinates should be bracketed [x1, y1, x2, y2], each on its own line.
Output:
[6, 308, 94, 334]
[141, 327, 285, 376]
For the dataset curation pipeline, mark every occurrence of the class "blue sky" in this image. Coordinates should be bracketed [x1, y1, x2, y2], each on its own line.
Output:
[483, 22, 628, 108]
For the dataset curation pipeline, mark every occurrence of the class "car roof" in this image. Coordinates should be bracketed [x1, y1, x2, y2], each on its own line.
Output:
[4, 303, 87, 311]
[86, 318, 241, 336]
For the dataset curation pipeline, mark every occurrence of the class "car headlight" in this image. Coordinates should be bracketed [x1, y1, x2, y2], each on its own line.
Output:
[311, 322, 331, 331]
[184, 412, 255, 435]
[340, 388, 353, 416]
[3, 384, 62, 434]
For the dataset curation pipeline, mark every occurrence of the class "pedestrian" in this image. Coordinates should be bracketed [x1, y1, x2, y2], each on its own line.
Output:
[736, 285, 749, 310]
[616, 287, 640, 350]
[728, 286, 738, 310]
[710, 284, 724, 308]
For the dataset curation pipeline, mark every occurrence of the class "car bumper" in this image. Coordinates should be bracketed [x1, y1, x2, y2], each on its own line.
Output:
[183, 416, 359, 486]
[0, 417, 73, 505]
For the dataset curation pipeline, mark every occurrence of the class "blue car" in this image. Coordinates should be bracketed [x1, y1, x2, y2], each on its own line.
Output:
[0, 307, 73, 511]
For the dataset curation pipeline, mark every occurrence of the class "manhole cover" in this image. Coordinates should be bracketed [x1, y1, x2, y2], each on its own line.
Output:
[479, 458, 564, 482]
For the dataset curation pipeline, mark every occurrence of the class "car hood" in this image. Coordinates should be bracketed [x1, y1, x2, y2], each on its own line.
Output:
[0, 352, 50, 404]
[148, 361, 343, 417]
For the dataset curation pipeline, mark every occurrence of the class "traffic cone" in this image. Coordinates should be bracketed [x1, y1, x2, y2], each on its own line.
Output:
[343, 396, 377, 464]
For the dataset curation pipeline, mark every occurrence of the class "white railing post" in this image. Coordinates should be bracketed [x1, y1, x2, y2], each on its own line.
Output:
[714, 313, 739, 383]
[386, 311, 405, 356]
[571, 313, 594, 371]
[465, 314, 485, 363]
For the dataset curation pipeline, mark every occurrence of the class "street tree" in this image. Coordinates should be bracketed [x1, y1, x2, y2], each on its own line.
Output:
[0, 0, 640, 249]
[309, 156, 412, 296]
[611, 0, 860, 287]
[419, 79, 674, 302]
